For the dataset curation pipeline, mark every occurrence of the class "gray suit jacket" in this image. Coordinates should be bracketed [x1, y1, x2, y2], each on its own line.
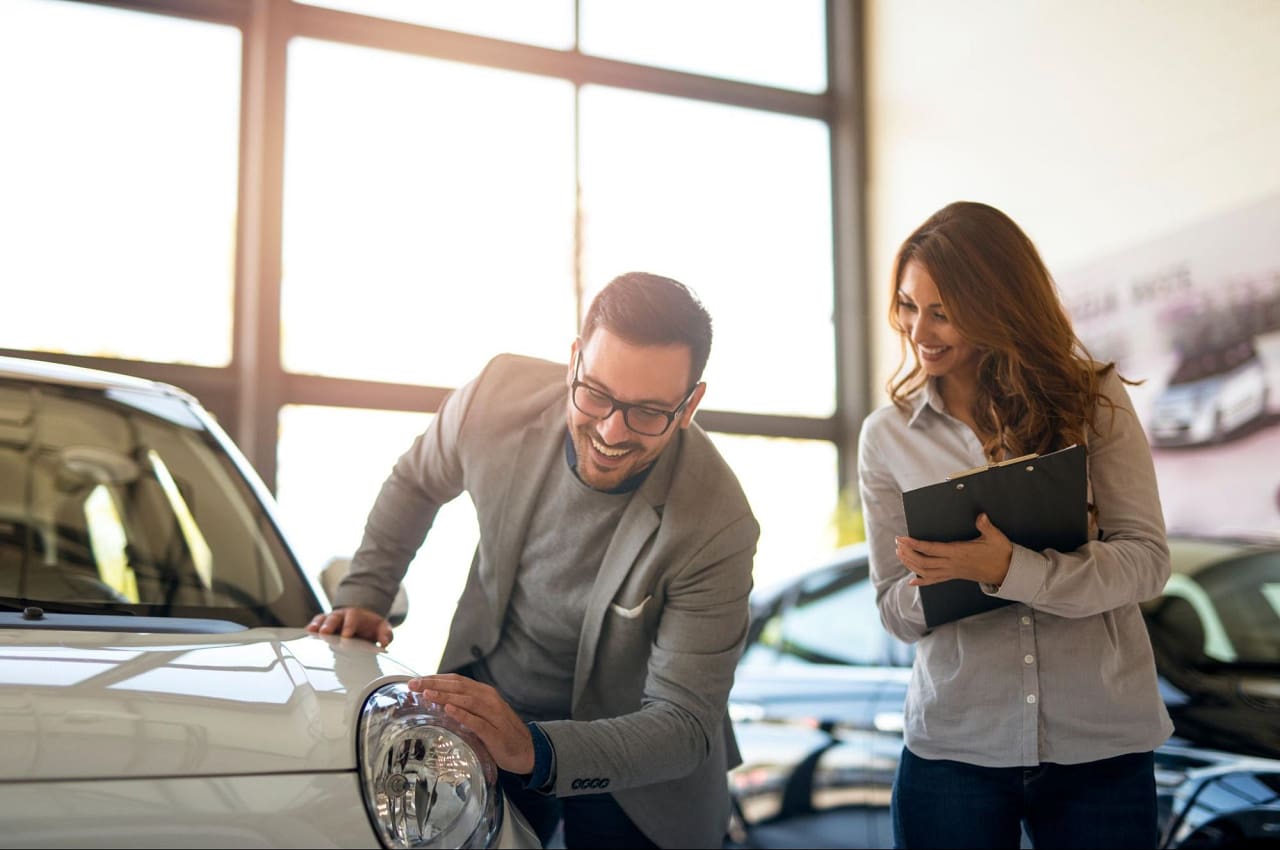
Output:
[335, 354, 759, 848]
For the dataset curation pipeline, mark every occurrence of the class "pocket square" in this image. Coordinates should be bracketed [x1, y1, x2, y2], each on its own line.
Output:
[609, 595, 651, 620]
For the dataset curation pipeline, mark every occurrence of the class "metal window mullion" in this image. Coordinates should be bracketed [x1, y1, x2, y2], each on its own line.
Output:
[67, 0, 251, 27]
[695, 410, 838, 442]
[232, 0, 291, 491]
[281, 373, 452, 415]
[828, 0, 869, 494]
[288, 1, 825, 119]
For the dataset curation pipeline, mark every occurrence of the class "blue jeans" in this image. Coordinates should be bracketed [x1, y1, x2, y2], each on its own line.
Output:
[891, 747, 1157, 849]
[499, 769, 658, 849]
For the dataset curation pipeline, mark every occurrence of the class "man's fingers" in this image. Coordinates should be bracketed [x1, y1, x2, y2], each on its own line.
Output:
[412, 680, 512, 732]
[439, 704, 528, 771]
[421, 687, 493, 717]
[403, 679, 534, 775]
[413, 674, 489, 695]
[442, 702, 495, 735]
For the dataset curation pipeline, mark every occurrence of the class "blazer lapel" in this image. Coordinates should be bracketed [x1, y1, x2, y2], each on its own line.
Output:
[486, 406, 563, 623]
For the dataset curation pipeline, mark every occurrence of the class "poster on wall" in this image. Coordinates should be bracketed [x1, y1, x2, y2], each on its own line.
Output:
[1056, 193, 1280, 539]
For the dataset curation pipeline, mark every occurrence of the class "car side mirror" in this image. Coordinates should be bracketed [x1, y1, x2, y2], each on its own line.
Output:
[318, 556, 410, 627]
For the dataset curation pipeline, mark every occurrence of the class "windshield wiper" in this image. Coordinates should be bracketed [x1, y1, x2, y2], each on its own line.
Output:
[0, 597, 137, 616]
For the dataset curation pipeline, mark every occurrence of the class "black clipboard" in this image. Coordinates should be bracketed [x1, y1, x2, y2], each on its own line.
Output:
[901, 443, 1088, 629]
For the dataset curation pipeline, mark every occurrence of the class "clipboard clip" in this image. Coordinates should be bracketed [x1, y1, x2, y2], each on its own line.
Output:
[944, 444, 1078, 481]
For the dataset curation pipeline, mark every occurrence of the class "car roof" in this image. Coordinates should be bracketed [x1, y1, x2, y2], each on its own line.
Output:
[0, 354, 184, 398]
[753, 541, 870, 603]
[754, 535, 1279, 602]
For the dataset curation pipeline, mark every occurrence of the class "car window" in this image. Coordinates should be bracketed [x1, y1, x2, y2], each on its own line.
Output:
[750, 566, 913, 668]
[1196, 551, 1280, 663]
[0, 379, 317, 628]
[1167, 341, 1258, 386]
[1148, 549, 1280, 665]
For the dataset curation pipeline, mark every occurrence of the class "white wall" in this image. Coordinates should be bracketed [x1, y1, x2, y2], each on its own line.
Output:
[864, 0, 1280, 393]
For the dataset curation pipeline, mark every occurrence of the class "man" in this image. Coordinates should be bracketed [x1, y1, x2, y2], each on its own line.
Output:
[308, 272, 758, 849]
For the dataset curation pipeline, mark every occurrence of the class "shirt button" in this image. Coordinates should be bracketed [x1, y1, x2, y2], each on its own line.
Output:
[1026, 694, 1037, 704]
[1024, 654, 1035, 664]
[1021, 616, 1031, 625]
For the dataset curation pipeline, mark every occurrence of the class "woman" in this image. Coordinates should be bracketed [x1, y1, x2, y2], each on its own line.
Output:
[857, 201, 1173, 849]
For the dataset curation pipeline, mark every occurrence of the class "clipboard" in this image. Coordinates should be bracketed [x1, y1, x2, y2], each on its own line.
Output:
[901, 443, 1088, 629]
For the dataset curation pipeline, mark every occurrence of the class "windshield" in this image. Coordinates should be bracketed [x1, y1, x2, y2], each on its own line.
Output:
[1147, 549, 1280, 666]
[1166, 340, 1258, 386]
[0, 378, 320, 628]
[743, 564, 916, 669]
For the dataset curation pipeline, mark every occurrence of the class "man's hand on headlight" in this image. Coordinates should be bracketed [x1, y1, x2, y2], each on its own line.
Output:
[408, 674, 535, 775]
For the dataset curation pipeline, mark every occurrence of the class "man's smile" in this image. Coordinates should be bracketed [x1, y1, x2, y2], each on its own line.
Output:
[589, 433, 632, 459]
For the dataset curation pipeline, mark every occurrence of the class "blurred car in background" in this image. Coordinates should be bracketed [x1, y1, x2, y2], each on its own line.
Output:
[0, 355, 536, 849]
[728, 536, 1280, 849]
[1150, 339, 1269, 448]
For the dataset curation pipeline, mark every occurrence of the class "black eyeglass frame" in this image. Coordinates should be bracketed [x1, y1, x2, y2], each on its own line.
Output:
[569, 350, 700, 437]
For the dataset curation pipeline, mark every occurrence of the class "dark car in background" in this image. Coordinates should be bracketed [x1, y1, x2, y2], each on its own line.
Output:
[728, 537, 1280, 849]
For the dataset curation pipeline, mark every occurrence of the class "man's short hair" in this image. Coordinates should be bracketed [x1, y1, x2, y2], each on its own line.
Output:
[582, 272, 713, 385]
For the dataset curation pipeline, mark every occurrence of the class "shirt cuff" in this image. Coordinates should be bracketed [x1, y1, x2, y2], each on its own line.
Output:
[524, 722, 556, 794]
[988, 544, 1048, 603]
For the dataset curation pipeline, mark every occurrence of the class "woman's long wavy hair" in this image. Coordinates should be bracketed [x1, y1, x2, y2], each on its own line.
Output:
[888, 201, 1126, 460]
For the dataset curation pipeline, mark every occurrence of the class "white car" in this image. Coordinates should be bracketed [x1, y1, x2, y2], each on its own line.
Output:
[0, 355, 539, 849]
[1149, 340, 1269, 447]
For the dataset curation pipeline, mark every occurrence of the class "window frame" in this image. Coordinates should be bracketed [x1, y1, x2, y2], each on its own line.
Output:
[5, 0, 868, 507]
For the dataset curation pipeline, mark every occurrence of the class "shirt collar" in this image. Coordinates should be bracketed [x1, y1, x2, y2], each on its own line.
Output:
[906, 377, 949, 429]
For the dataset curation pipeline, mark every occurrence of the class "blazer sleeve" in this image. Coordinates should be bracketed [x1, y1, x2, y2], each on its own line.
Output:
[538, 511, 758, 792]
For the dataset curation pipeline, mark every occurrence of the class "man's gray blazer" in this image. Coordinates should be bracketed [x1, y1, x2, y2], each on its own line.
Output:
[335, 353, 760, 848]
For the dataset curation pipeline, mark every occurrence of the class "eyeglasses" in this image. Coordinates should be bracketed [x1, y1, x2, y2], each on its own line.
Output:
[570, 352, 698, 437]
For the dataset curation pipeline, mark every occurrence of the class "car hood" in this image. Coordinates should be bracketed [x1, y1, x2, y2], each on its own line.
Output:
[0, 626, 416, 781]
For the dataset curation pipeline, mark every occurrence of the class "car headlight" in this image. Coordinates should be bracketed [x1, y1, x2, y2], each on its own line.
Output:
[359, 683, 504, 849]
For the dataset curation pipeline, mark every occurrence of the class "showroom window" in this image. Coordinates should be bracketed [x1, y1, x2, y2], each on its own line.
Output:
[0, 0, 241, 366]
[709, 434, 840, 591]
[578, 85, 835, 417]
[281, 37, 578, 386]
[295, 0, 575, 50]
[275, 404, 479, 670]
[3, 0, 865, 604]
[578, 0, 827, 93]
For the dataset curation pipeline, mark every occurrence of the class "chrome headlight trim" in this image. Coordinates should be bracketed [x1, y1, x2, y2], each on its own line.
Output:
[358, 683, 503, 849]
